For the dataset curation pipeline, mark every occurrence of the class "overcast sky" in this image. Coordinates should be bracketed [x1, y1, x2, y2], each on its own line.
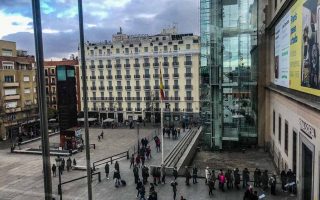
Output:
[0, 0, 200, 60]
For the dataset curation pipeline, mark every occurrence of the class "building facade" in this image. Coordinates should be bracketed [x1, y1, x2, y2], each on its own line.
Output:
[200, 0, 258, 150]
[44, 60, 81, 113]
[0, 40, 38, 141]
[261, 0, 320, 199]
[79, 28, 200, 125]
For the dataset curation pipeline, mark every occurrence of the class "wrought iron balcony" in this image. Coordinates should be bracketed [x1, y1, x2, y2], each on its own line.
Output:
[135, 86, 141, 90]
[144, 85, 151, 90]
[185, 73, 192, 78]
[163, 74, 169, 78]
[90, 65, 95, 69]
[163, 62, 169, 67]
[124, 64, 131, 68]
[126, 108, 132, 111]
[134, 75, 141, 79]
[143, 74, 150, 78]
[184, 61, 192, 65]
[134, 63, 140, 68]
[116, 97, 123, 101]
[98, 65, 104, 69]
[106, 75, 113, 79]
[98, 76, 104, 79]
[99, 86, 105, 90]
[115, 64, 122, 68]
[154, 85, 160, 89]
[153, 74, 159, 78]
[116, 86, 123, 90]
[143, 63, 150, 67]
[125, 75, 131, 79]
[185, 85, 193, 89]
[115, 75, 122, 79]
[153, 62, 159, 67]
[107, 86, 113, 90]
[90, 86, 97, 90]
[173, 74, 179, 78]
[172, 61, 179, 66]
[185, 97, 194, 101]
[125, 86, 131, 90]
[106, 64, 112, 68]
[173, 85, 179, 89]
[90, 76, 96, 79]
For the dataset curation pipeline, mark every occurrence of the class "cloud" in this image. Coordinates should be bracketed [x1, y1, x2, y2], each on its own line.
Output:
[0, 10, 33, 38]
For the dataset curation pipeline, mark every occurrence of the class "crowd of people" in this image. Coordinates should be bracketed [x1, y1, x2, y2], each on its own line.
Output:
[51, 157, 77, 176]
[162, 127, 181, 140]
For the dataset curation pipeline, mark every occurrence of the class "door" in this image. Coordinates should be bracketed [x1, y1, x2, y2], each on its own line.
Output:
[302, 143, 313, 200]
[293, 130, 297, 174]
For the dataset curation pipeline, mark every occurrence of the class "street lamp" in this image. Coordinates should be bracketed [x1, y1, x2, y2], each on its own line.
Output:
[55, 156, 62, 200]
[137, 121, 140, 152]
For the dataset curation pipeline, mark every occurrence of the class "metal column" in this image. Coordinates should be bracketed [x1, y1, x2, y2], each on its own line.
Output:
[77, 0, 93, 199]
[31, 0, 52, 199]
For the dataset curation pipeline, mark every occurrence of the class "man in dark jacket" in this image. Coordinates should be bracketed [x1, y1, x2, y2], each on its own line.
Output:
[66, 157, 72, 172]
[115, 161, 120, 172]
[280, 170, 287, 192]
[269, 173, 277, 195]
[262, 170, 269, 191]
[171, 180, 178, 200]
[105, 162, 110, 179]
[173, 167, 178, 180]
[192, 165, 198, 184]
[242, 168, 250, 188]
[253, 168, 258, 187]
[52, 164, 56, 177]
[133, 164, 139, 184]
[184, 167, 191, 186]
[136, 179, 143, 198]
[234, 168, 240, 190]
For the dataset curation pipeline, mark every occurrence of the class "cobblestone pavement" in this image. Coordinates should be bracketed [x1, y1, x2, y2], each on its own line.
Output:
[0, 127, 297, 199]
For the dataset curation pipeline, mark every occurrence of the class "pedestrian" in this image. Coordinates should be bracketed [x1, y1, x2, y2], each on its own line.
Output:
[205, 166, 211, 184]
[208, 178, 215, 196]
[269, 173, 277, 195]
[177, 127, 180, 138]
[161, 164, 166, 184]
[173, 167, 178, 180]
[133, 164, 139, 184]
[61, 158, 65, 172]
[218, 169, 225, 192]
[234, 168, 240, 190]
[243, 185, 253, 200]
[257, 168, 262, 187]
[228, 169, 234, 189]
[136, 154, 141, 168]
[73, 158, 77, 166]
[156, 167, 161, 184]
[130, 154, 135, 168]
[210, 169, 216, 189]
[152, 166, 157, 185]
[100, 131, 104, 139]
[66, 157, 72, 172]
[105, 162, 109, 179]
[140, 185, 146, 200]
[115, 161, 120, 172]
[148, 188, 157, 200]
[113, 169, 121, 187]
[192, 165, 198, 184]
[17, 136, 22, 150]
[98, 135, 101, 142]
[141, 154, 145, 166]
[252, 191, 259, 200]
[280, 170, 287, 192]
[254, 168, 258, 187]
[142, 165, 149, 185]
[184, 167, 191, 186]
[180, 196, 186, 200]
[262, 170, 269, 191]
[171, 180, 178, 200]
[242, 168, 250, 188]
[52, 164, 56, 177]
[136, 179, 143, 198]
[146, 146, 151, 159]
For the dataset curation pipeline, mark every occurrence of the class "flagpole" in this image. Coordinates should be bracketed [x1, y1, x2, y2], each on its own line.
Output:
[161, 98, 164, 165]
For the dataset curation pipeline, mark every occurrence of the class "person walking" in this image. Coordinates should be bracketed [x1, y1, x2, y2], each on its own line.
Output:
[184, 167, 191, 186]
[105, 162, 110, 179]
[218, 170, 225, 192]
[161, 164, 166, 184]
[208, 179, 215, 196]
[66, 157, 72, 172]
[171, 180, 178, 200]
[115, 161, 120, 172]
[133, 164, 139, 184]
[254, 168, 258, 187]
[234, 168, 240, 190]
[257, 168, 262, 187]
[136, 154, 141, 168]
[262, 170, 269, 191]
[61, 158, 65, 172]
[130, 154, 135, 168]
[210, 169, 216, 190]
[136, 179, 143, 198]
[242, 168, 250, 188]
[192, 165, 198, 184]
[52, 164, 56, 177]
[269, 173, 277, 195]
[100, 130, 104, 139]
[98, 135, 101, 142]
[280, 170, 287, 192]
[173, 167, 178, 180]
[152, 166, 157, 186]
[73, 158, 77, 166]
[141, 154, 146, 166]
[156, 167, 161, 184]
[140, 185, 146, 200]
[113, 169, 121, 187]
[205, 166, 211, 184]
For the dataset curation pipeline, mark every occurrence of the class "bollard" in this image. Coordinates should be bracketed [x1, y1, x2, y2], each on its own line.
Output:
[93, 164, 96, 171]
[126, 151, 129, 159]
[58, 184, 62, 195]
[110, 157, 113, 164]
[98, 172, 101, 182]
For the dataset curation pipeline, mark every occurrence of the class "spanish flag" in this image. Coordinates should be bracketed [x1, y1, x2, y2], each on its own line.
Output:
[160, 68, 165, 100]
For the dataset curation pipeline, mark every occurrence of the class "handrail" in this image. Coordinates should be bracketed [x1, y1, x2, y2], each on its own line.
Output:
[92, 151, 129, 170]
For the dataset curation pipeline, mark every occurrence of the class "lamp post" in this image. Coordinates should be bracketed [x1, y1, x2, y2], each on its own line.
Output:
[137, 121, 140, 152]
[55, 156, 62, 200]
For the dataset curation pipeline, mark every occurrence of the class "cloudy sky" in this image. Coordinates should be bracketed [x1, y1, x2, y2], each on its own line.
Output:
[0, 0, 199, 60]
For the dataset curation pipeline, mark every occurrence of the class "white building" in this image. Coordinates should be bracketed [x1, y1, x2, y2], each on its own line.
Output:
[79, 28, 200, 125]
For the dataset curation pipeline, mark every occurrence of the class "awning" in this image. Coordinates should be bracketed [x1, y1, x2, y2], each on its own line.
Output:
[16, 61, 31, 65]
[77, 118, 97, 122]
[103, 118, 114, 123]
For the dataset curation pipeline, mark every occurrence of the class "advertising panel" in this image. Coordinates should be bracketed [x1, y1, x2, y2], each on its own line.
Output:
[274, 0, 320, 96]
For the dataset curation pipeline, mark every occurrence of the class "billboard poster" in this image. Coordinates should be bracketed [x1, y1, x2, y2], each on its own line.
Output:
[275, 12, 291, 88]
[274, 0, 320, 96]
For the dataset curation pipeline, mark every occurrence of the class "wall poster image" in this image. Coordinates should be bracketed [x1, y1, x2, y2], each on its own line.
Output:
[301, 0, 320, 89]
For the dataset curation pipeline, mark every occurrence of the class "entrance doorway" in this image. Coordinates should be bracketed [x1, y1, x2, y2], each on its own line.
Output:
[292, 130, 297, 173]
[302, 143, 313, 200]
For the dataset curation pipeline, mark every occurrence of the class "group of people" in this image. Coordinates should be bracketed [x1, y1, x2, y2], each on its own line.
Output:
[52, 157, 77, 176]
[162, 127, 181, 140]
[280, 169, 297, 194]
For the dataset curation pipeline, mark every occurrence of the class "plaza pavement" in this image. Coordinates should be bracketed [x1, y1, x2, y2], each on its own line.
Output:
[0, 127, 297, 199]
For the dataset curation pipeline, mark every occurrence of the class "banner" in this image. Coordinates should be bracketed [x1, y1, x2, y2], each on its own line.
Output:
[274, 0, 320, 96]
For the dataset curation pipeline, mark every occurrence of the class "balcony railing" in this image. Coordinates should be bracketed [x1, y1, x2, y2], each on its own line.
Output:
[144, 85, 151, 90]
[3, 82, 19, 87]
[164, 85, 169, 89]
[135, 108, 142, 111]
[154, 85, 160, 89]
[115, 64, 122, 68]
[98, 76, 104, 79]
[173, 74, 179, 78]
[186, 108, 193, 112]
[172, 61, 179, 66]
[124, 64, 131, 68]
[173, 108, 180, 112]
[116, 97, 123, 101]
[106, 97, 114, 101]
[173, 85, 179, 89]
[116, 86, 123, 90]
[106, 64, 112, 68]
[153, 74, 159, 78]
[125, 86, 131, 90]
[143, 63, 150, 67]
[90, 76, 96, 79]
[143, 74, 150, 78]
[90, 65, 95, 69]
[115, 75, 122, 79]
[126, 108, 132, 111]
[163, 74, 169, 78]
[134, 75, 140, 79]
[125, 75, 131, 79]
[163, 62, 169, 67]
[99, 86, 105, 90]
[90, 86, 97, 90]
[185, 85, 193, 89]
[125, 97, 132, 100]
[153, 63, 159, 67]
[185, 97, 194, 101]
[107, 86, 113, 90]
[185, 61, 192, 65]
[185, 73, 192, 78]
[98, 65, 104, 69]
[134, 63, 140, 68]
[135, 86, 141, 90]
[144, 97, 152, 101]
[118, 107, 123, 111]
[106, 75, 113, 79]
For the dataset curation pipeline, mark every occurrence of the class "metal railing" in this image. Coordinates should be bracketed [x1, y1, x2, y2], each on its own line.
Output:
[92, 151, 129, 171]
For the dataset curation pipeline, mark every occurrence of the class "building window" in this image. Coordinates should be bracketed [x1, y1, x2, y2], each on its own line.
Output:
[164, 46, 168, 52]
[99, 49, 102, 55]
[144, 47, 148, 52]
[125, 59, 129, 64]
[135, 58, 139, 64]
[108, 70, 112, 75]
[155, 79, 159, 86]
[90, 50, 94, 56]
[117, 81, 121, 86]
[154, 46, 158, 52]
[145, 68, 149, 75]
[136, 80, 140, 86]
[186, 55, 192, 61]
[116, 48, 120, 54]
[187, 103, 192, 110]
[285, 121, 288, 155]
[135, 47, 139, 53]
[273, 110, 275, 135]
[23, 76, 30, 82]
[107, 49, 111, 55]
[2, 49, 13, 56]
[4, 75, 14, 82]
[125, 48, 129, 54]
[173, 45, 178, 51]
[174, 68, 178, 74]
[278, 116, 282, 144]
[145, 80, 150, 86]
[126, 69, 130, 75]
[135, 69, 139, 75]
[186, 67, 191, 73]
[186, 44, 191, 49]
[117, 70, 121, 75]
[174, 80, 178, 85]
